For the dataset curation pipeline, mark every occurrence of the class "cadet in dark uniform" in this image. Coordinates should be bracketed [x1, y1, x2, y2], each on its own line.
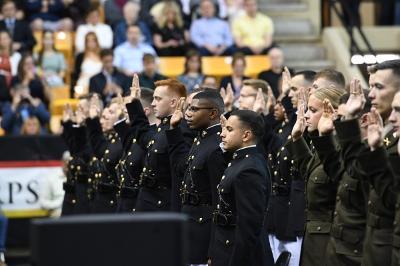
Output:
[86, 95, 124, 213]
[211, 110, 273, 266]
[114, 88, 156, 213]
[334, 60, 400, 266]
[166, 90, 227, 264]
[133, 79, 192, 212]
[286, 86, 346, 266]
[312, 87, 371, 266]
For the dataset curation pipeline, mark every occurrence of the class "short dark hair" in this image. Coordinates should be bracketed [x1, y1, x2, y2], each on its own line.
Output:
[143, 53, 155, 63]
[231, 52, 246, 67]
[231, 110, 265, 141]
[242, 79, 270, 94]
[368, 59, 400, 80]
[294, 70, 316, 83]
[100, 49, 113, 58]
[314, 69, 346, 89]
[140, 87, 154, 107]
[339, 89, 371, 115]
[192, 90, 224, 114]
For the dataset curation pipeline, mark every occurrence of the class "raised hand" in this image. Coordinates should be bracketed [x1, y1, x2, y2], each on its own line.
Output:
[291, 87, 307, 141]
[281, 66, 292, 96]
[62, 103, 73, 122]
[266, 86, 276, 114]
[367, 107, 383, 150]
[318, 99, 336, 135]
[346, 78, 365, 119]
[125, 73, 141, 103]
[89, 94, 102, 119]
[170, 97, 186, 129]
[220, 83, 234, 112]
[253, 88, 266, 114]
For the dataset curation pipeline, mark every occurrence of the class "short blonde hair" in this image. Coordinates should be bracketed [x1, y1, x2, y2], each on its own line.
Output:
[312, 87, 346, 109]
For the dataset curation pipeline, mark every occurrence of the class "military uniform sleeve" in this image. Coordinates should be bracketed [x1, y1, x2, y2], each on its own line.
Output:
[86, 117, 108, 158]
[312, 134, 344, 184]
[126, 99, 155, 149]
[229, 167, 267, 266]
[285, 136, 313, 180]
[357, 147, 397, 209]
[165, 127, 191, 178]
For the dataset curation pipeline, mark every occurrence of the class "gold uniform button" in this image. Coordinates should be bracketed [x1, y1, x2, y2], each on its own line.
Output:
[221, 175, 225, 180]
[128, 152, 132, 156]
[110, 200, 114, 205]
[154, 149, 158, 153]
[157, 201, 162, 205]
[157, 128, 161, 132]
[354, 250, 358, 254]
[368, 200, 372, 206]
[245, 154, 249, 158]
[317, 226, 321, 231]
[132, 209, 136, 212]
[72, 199, 76, 204]
[111, 139, 115, 143]
[105, 149, 109, 154]
[129, 162, 133, 166]
[132, 138, 137, 143]
[225, 240, 230, 245]
[198, 218, 203, 223]
[228, 163, 231, 167]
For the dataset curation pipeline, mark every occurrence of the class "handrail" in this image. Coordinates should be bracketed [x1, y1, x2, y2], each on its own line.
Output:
[329, 0, 376, 58]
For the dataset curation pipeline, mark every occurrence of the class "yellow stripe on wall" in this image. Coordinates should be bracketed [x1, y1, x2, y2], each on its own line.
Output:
[3, 209, 49, 218]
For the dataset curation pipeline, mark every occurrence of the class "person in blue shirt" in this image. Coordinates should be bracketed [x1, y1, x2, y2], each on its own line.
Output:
[190, 0, 235, 56]
[114, 2, 152, 47]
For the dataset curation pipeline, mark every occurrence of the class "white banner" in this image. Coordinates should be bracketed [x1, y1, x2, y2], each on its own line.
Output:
[0, 161, 63, 218]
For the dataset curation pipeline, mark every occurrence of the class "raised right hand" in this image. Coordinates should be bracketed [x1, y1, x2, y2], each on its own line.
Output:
[345, 78, 365, 119]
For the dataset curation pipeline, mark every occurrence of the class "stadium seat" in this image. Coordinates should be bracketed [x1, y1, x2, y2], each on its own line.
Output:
[202, 56, 232, 77]
[245, 55, 271, 77]
[0, 127, 4, 136]
[49, 85, 70, 101]
[33, 31, 43, 54]
[158, 57, 185, 77]
[50, 98, 79, 116]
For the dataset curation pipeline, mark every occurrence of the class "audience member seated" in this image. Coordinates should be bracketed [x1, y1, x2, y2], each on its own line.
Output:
[62, 0, 91, 27]
[73, 32, 102, 96]
[104, 0, 127, 27]
[258, 47, 291, 98]
[89, 49, 130, 104]
[114, 24, 156, 76]
[153, 1, 187, 56]
[26, 0, 73, 32]
[0, 30, 20, 89]
[225, 0, 245, 22]
[20, 116, 42, 135]
[201, 74, 218, 89]
[190, 0, 234, 56]
[1, 85, 50, 135]
[0, 0, 36, 52]
[177, 49, 204, 92]
[75, 5, 113, 53]
[138, 0, 159, 25]
[232, 0, 274, 55]
[180, 0, 227, 23]
[12, 54, 49, 104]
[38, 31, 66, 88]
[220, 53, 249, 97]
[138, 53, 166, 90]
[114, 1, 152, 47]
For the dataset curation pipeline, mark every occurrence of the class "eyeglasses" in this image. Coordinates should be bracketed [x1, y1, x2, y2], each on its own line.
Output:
[187, 106, 215, 112]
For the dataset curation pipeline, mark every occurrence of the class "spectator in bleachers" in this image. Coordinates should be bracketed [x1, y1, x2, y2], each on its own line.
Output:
[153, 1, 187, 56]
[104, 0, 128, 27]
[89, 49, 130, 104]
[114, 1, 152, 47]
[1, 85, 50, 135]
[177, 49, 203, 92]
[38, 31, 66, 88]
[258, 47, 290, 98]
[181, 0, 227, 22]
[114, 24, 156, 76]
[62, 0, 91, 27]
[220, 53, 249, 97]
[231, 0, 274, 55]
[0, 30, 20, 88]
[138, 53, 166, 90]
[0, 0, 36, 52]
[201, 74, 217, 89]
[12, 54, 49, 104]
[138, 0, 160, 25]
[20, 116, 41, 135]
[75, 5, 113, 53]
[74, 32, 102, 95]
[190, 0, 234, 56]
[26, 0, 73, 32]
[225, 0, 245, 22]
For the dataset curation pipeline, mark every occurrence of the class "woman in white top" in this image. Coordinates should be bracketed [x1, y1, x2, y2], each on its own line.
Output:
[73, 32, 103, 97]
[0, 30, 21, 87]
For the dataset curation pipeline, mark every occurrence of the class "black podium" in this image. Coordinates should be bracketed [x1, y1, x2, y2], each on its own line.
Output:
[31, 213, 188, 266]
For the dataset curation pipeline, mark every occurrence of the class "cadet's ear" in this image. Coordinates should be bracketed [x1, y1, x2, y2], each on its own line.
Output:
[242, 129, 253, 143]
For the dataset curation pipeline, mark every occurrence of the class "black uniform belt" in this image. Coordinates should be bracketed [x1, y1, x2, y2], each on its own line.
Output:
[76, 174, 89, 184]
[181, 191, 211, 206]
[331, 224, 364, 244]
[140, 174, 168, 190]
[97, 182, 118, 193]
[367, 213, 393, 229]
[213, 211, 236, 226]
[120, 186, 139, 198]
[306, 211, 333, 222]
[63, 182, 75, 193]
